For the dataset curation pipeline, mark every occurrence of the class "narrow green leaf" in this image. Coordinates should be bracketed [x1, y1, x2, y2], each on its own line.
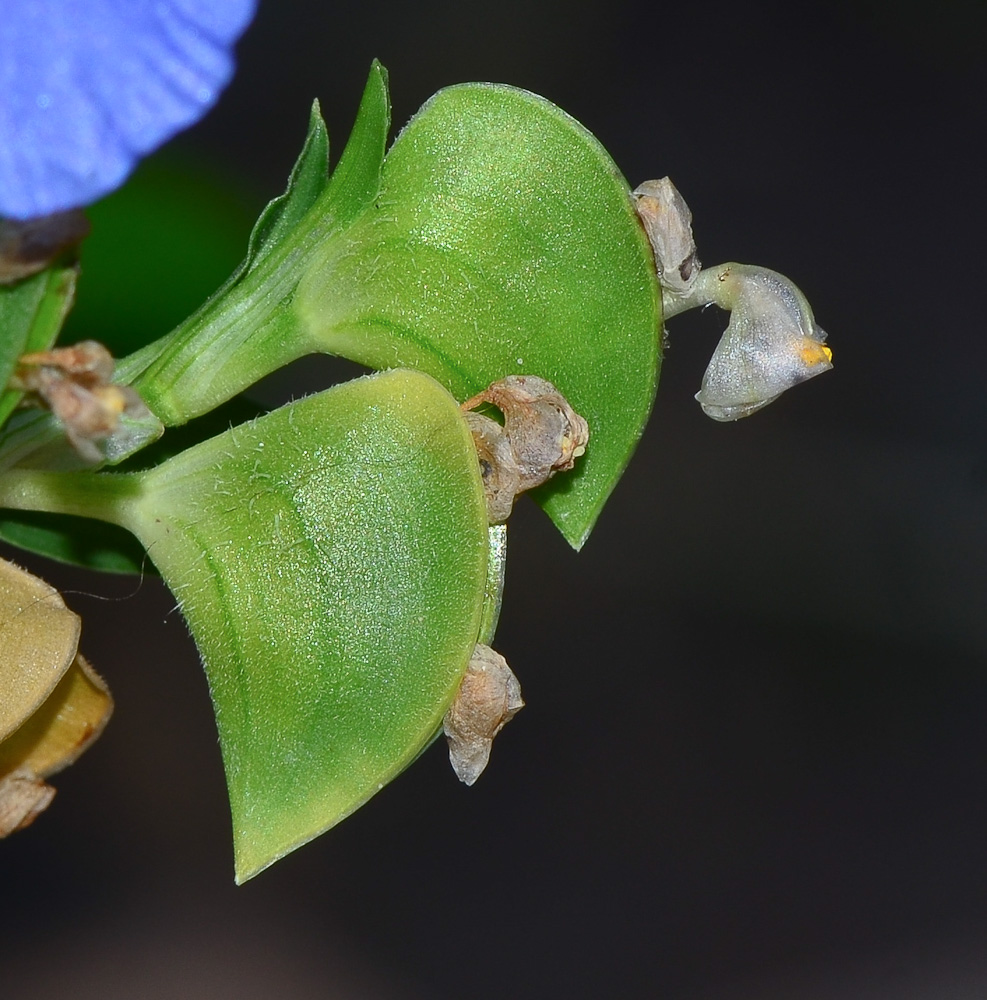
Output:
[298, 83, 662, 548]
[236, 100, 330, 278]
[315, 59, 390, 230]
[239, 56, 389, 274]
[0, 511, 148, 575]
[118, 369, 489, 880]
[0, 266, 77, 428]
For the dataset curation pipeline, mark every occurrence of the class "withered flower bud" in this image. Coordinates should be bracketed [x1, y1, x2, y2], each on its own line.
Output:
[0, 210, 90, 284]
[443, 644, 524, 786]
[461, 375, 589, 522]
[11, 339, 151, 462]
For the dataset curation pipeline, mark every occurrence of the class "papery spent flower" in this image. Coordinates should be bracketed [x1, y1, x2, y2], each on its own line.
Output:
[0, 556, 112, 836]
[0, 0, 257, 220]
[634, 177, 833, 420]
[688, 263, 832, 421]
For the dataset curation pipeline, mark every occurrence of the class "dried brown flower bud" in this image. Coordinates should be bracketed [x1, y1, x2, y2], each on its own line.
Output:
[443, 644, 524, 786]
[461, 411, 522, 523]
[461, 375, 589, 522]
[11, 340, 151, 462]
[632, 177, 701, 296]
[0, 769, 55, 835]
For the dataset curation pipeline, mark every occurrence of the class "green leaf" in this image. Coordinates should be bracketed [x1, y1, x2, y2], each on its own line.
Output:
[233, 100, 330, 280]
[297, 83, 662, 548]
[118, 369, 488, 881]
[0, 511, 149, 575]
[108, 68, 654, 550]
[0, 266, 77, 428]
[315, 59, 390, 231]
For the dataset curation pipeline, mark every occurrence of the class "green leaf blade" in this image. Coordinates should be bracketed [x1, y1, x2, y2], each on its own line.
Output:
[314, 59, 390, 231]
[298, 83, 661, 548]
[238, 99, 331, 276]
[125, 370, 488, 880]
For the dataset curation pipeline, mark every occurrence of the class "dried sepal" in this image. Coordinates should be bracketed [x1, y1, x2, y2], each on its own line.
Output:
[0, 557, 81, 741]
[461, 375, 589, 522]
[0, 769, 55, 836]
[11, 339, 153, 462]
[0, 210, 90, 285]
[0, 558, 112, 837]
[443, 644, 524, 786]
[0, 654, 112, 779]
[632, 178, 701, 295]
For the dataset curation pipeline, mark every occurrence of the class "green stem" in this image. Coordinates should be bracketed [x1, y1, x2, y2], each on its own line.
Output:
[115, 62, 390, 430]
[478, 524, 507, 646]
[660, 262, 737, 319]
[0, 468, 142, 532]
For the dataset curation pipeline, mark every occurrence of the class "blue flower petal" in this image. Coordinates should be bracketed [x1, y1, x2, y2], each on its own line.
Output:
[0, 0, 256, 220]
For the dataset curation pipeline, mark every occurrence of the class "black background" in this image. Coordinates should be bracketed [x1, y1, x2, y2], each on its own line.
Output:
[3, 1, 987, 996]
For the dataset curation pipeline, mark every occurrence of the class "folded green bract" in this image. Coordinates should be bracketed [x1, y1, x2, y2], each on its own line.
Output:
[1, 63, 662, 563]
[297, 79, 662, 548]
[120, 370, 489, 880]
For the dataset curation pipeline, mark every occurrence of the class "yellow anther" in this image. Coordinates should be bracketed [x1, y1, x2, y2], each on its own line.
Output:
[800, 340, 833, 366]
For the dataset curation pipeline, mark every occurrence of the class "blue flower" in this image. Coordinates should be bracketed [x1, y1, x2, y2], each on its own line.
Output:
[0, 0, 257, 220]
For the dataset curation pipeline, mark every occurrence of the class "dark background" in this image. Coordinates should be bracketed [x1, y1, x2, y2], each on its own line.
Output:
[3, 0, 987, 996]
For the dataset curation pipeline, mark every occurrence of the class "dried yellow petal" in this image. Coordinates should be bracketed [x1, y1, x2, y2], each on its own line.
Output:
[0, 558, 112, 838]
[0, 557, 80, 742]
[0, 654, 112, 779]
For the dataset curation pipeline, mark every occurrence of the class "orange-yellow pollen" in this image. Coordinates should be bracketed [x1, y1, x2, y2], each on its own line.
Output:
[800, 339, 833, 366]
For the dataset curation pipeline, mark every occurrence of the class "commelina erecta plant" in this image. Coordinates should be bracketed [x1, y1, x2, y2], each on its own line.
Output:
[0, 4, 832, 884]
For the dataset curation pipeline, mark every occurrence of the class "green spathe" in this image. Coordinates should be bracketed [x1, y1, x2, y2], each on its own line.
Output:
[298, 82, 661, 547]
[127, 370, 489, 880]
